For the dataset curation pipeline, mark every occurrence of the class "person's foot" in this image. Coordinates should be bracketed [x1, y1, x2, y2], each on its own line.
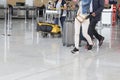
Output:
[71, 47, 79, 54]
[99, 37, 104, 46]
[85, 44, 93, 50]
[87, 45, 93, 50]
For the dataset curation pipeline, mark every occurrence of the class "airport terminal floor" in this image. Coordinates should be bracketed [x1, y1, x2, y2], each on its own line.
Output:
[0, 19, 120, 80]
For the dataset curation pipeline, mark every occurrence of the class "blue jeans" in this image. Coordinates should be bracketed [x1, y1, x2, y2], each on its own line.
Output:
[54, 16, 66, 30]
[82, 0, 91, 14]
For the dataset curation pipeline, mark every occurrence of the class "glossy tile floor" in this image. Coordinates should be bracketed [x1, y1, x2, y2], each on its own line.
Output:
[0, 19, 120, 80]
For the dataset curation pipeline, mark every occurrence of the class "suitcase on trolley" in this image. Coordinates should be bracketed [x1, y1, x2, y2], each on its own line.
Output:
[37, 22, 61, 37]
[62, 20, 74, 47]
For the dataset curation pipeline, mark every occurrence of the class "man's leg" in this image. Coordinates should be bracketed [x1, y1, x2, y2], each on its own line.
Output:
[89, 18, 104, 46]
[88, 18, 97, 39]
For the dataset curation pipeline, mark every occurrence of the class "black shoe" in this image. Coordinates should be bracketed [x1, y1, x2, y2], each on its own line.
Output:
[87, 45, 93, 50]
[71, 47, 79, 54]
[99, 37, 104, 46]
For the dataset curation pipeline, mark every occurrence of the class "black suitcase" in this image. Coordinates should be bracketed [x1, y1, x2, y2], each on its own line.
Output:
[37, 22, 61, 37]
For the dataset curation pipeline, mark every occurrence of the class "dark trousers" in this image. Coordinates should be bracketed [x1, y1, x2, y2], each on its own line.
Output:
[54, 16, 66, 29]
[88, 17, 102, 41]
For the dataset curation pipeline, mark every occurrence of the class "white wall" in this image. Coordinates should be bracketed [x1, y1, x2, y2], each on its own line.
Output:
[25, 0, 33, 6]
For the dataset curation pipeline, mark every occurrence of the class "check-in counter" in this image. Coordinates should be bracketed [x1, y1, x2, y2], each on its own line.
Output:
[101, 8, 113, 25]
[13, 6, 36, 19]
[12, 6, 26, 18]
[0, 6, 36, 19]
[0, 0, 7, 18]
[0, 7, 5, 18]
[98, 7, 114, 48]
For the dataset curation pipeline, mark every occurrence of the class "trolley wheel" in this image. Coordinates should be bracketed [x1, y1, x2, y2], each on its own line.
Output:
[41, 32, 48, 38]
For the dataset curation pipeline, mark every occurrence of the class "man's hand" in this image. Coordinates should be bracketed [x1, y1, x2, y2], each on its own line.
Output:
[91, 12, 96, 17]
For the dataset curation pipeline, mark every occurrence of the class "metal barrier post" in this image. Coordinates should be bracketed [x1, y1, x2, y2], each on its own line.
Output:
[43, 9, 46, 22]
[4, 8, 7, 37]
[31, 7, 35, 42]
[3, 0, 8, 62]
[7, 7, 11, 36]
[25, 7, 27, 23]
[9, 7, 12, 30]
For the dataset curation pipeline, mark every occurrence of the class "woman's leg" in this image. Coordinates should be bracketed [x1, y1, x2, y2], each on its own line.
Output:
[74, 18, 81, 49]
[82, 19, 93, 45]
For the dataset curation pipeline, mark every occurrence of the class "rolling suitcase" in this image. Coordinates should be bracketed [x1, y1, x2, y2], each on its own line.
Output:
[62, 20, 74, 47]
[62, 20, 86, 47]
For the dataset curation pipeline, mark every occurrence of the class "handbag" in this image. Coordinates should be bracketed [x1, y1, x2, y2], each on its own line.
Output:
[75, 14, 90, 23]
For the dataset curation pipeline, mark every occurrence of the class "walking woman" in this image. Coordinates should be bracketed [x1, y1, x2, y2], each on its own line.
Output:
[71, 0, 93, 54]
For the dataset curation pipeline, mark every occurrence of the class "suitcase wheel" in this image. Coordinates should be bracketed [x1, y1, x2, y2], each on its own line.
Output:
[63, 43, 66, 46]
[41, 32, 48, 38]
[50, 33, 55, 38]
